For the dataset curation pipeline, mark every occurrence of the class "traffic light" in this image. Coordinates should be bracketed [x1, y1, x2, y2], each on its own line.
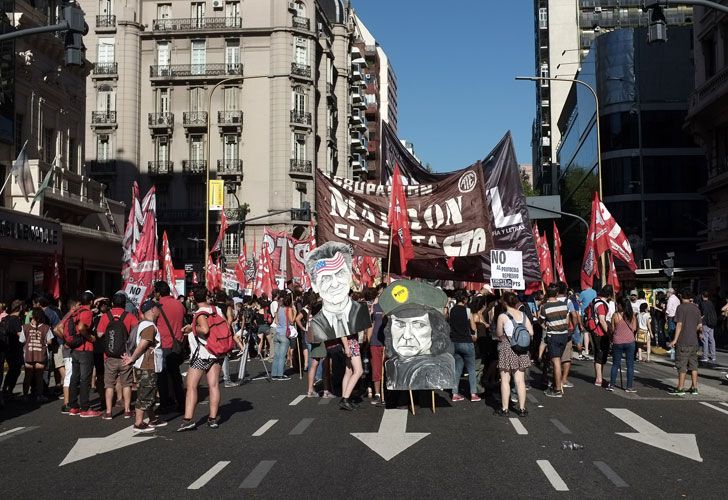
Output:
[661, 253, 674, 279]
[647, 4, 667, 43]
[62, 3, 88, 66]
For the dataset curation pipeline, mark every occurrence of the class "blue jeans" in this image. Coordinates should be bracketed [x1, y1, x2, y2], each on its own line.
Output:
[453, 342, 477, 395]
[272, 335, 290, 377]
[610, 342, 636, 389]
[666, 318, 676, 343]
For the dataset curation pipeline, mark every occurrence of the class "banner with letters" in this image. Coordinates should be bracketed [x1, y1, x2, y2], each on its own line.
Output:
[262, 228, 314, 285]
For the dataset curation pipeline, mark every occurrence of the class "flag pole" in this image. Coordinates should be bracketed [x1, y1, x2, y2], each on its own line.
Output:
[0, 140, 28, 197]
[386, 226, 394, 283]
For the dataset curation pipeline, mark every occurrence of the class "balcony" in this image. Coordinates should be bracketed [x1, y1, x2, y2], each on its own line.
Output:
[292, 16, 310, 30]
[182, 160, 207, 175]
[351, 88, 363, 104]
[148, 161, 174, 176]
[365, 101, 378, 117]
[351, 65, 364, 82]
[364, 44, 377, 60]
[217, 159, 243, 177]
[690, 65, 728, 118]
[217, 110, 243, 130]
[148, 112, 174, 131]
[87, 160, 116, 176]
[95, 15, 116, 30]
[183, 111, 208, 128]
[367, 139, 379, 155]
[352, 153, 365, 172]
[90, 111, 117, 128]
[291, 62, 312, 79]
[290, 110, 312, 127]
[289, 159, 313, 178]
[151, 17, 242, 32]
[150, 63, 243, 80]
[92, 62, 117, 78]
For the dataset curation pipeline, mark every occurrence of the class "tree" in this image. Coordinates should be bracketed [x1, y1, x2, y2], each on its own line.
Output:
[521, 169, 539, 197]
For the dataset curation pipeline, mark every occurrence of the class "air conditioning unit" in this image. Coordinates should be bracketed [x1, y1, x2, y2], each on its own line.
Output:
[594, 6, 602, 13]
[231, 114, 241, 123]
[642, 259, 652, 270]
[288, 2, 297, 12]
[157, 116, 166, 125]
[212, 0, 224, 10]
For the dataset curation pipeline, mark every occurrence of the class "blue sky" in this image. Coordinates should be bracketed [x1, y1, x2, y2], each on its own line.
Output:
[351, 0, 535, 172]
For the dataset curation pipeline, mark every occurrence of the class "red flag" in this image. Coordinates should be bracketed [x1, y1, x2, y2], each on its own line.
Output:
[254, 241, 275, 298]
[607, 252, 621, 293]
[533, 224, 554, 285]
[580, 195, 600, 290]
[591, 193, 637, 271]
[192, 271, 199, 285]
[446, 256, 456, 272]
[235, 241, 248, 290]
[216, 255, 223, 290]
[553, 222, 566, 283]
[161, 231, 180, 297]
[123, 211, 158, 308]
[44, 252, 61, 300]
[210, 211, 228, 255]
[387, 164, 414, 273]
[122, 182, 139, 280]
[206, 254, 219, 292]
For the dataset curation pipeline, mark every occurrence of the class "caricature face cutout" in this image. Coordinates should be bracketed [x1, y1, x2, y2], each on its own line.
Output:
[390, 313, 432, 357]
[311, 252, 351, 311]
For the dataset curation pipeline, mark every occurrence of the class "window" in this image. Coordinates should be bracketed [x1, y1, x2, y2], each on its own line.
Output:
[292, 133, 306, 160]
[190, 135, 204, 161]
[703, 38, 716, 80]
[97, 135, 111, 161]
[540, 62, 549, 79]
[295, 38, 308, 66]
[69, 137, 78, 173]
[58, 130, 67, 168]
[292, 85, 306, 113]
[226, 1, 240, 19]
[191, 40, 206, 74]
[539, 7, 547, 29]
[43, 127, 56, 164]
[190, 87, 204, 112]
[294, 0, 306, 18]
[191, 2, 205, 28]
[224, 134, 239, 161]
[223, 86, 239, 110]
[99, 0, 113, 17]
[157, 41, 170, 67]
[156, 136, 170, 163]
[97, 87, 115, 112]
[97, 38, 115, 63]
[224, 233, 238, 255]
[157, 3, 171, 20]
[225, 40, 240, 72]
[187, 183, 204, 208]
[156, 88, 170, 113]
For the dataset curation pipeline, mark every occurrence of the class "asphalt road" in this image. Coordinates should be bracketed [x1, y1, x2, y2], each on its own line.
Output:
[2, 353, 728, 499]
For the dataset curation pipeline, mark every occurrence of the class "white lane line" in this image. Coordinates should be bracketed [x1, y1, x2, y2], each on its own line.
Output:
[509, 418, 528, 435]
[550, 418, 572, 434]
[289, 395, 306, 406]
[252, 419, 278, 437]
[0, 427, 25, 438]
[239, 460, 276, 489]
[720, 402, 728, 408]
[289, 418, 315, 435]
[537, 460, 569, 491]
[594, 461, 629, 488]
[187, 461, 231, 490]
[700, 402, 728, 416]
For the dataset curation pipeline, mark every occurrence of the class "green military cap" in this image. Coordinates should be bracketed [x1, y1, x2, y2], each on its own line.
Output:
[380, 279, 448, 316]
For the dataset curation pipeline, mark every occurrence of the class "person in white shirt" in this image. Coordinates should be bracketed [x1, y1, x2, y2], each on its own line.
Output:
[666, 288, 681, 343]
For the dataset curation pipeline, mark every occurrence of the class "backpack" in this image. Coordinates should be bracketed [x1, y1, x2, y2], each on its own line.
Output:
[64, 309, 87, 349]
[104, 311, 130, 358]
[23, 324, 49, 364]
[126, 324, 139, 355]
[193, 309, 235, 357]
[0, 316, 10, 352]
[584, 299, 607, 335]
[703, 302, 717, 328]
[506, 312, 531, 354]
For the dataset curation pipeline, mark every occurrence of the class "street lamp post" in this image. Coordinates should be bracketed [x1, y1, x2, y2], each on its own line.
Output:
[516, 75, 606, 282]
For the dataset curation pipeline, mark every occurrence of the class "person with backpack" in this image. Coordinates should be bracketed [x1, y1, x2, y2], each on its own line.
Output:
[121, 299, 166, 434]
[699, 290, 718, 364]
[154, 281, 188, 412]
[53, 298, 79, 413]
[538, 283, 570, 398]
[67, 291, 101, 417]
[20, 307, 53, 402]
[1, 300, 25, 400]
[495, 291, 533, 417]
[96, 292, 138, 420]
[607, 297, 638, 393]
[178, 286, 231, 432]
[584, 285, 612, 387]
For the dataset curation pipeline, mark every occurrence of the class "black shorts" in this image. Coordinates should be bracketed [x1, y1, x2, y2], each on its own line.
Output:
[546, 335, 568, 359]
[591, 332, 610, 365]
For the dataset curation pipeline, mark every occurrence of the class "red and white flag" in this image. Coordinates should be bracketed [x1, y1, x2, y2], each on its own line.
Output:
[43, 252, 61, 300]
[206, 254, 219, 293]
[210, 210, 228, 255]
[607, 252, 621, 293]
[533, 224, 554, 285]
[254, 241, 276, 299]
[160, 231, 180, 297]
[580, 194, 601, 290]
[388, 163, 414, 274]
[121, 182, 139, 280]
[235, 242, 248, 290]
[123, 211, 158, 308]
[591, 193, 637, 271]
[192, 271, 199, 285]
[553, 222, 566, 283]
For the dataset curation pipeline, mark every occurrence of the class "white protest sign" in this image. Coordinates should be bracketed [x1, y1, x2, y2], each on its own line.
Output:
[124, 283, 147, 309]
[222, 271, 239, 292]
[490, 250, 525, 290]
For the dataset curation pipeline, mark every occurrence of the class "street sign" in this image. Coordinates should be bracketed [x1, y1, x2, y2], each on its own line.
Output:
[526, 195, 562, 220]
[184, 264, 194, 272]
[489, 249, 525, 290]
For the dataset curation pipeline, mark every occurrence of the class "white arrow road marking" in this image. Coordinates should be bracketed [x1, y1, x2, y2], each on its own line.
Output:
[59, 426, 156, 466]
[351, 409, 429, 461]
[606, 408, 702, 462]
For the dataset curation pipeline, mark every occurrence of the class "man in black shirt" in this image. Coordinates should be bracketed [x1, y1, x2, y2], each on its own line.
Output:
[449, 291, 479, 402]
[0, 300, 25, 402]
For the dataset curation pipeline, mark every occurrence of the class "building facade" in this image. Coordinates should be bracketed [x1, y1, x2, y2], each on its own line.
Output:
[79, 0, 393, 271]
[0, 0, 125, 300]
[685, 1, 728, 290]
[533, 0, 693, 194]
[557, 26, 708, 286]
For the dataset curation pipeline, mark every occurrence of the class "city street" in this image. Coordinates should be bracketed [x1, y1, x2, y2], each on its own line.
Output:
[2, 354, 728, 499]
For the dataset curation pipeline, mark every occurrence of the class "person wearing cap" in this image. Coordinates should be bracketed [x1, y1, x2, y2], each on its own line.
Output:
[122, 299, 166, 434]
[381, 280, 455, 393]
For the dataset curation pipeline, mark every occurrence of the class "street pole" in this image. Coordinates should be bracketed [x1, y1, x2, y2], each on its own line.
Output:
[516, 75, 606, 284]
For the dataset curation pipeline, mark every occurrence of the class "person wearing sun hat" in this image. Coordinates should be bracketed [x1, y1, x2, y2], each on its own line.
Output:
[380, 280, 455, 391]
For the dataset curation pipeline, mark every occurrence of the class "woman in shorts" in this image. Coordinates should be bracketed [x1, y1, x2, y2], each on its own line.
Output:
[21, 307, 53, 402]
[495, 292, 533, 417]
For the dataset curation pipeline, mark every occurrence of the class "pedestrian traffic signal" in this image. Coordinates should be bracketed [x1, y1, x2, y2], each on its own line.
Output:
[661, 257, 674, 279]
[62, 3, 88, 66]
[647, 5, 667, 43]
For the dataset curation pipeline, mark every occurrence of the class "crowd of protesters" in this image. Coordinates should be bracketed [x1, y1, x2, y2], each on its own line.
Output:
[0, 279, 725, 429]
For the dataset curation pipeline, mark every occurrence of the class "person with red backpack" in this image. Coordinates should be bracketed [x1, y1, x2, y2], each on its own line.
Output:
[67, 291, 101, 417]
[96, 292, 138, 420]
[177, 286, 232, 432]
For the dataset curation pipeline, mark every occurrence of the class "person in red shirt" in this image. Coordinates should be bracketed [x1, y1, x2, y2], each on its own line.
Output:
[96, 292, 139, 420]
[68, 291, 101, 417]
[153, 281, 187, 413]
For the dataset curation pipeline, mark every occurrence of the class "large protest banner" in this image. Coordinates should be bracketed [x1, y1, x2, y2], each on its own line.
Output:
[262, 228, 314, 284]
[316, 162, 491, 265]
